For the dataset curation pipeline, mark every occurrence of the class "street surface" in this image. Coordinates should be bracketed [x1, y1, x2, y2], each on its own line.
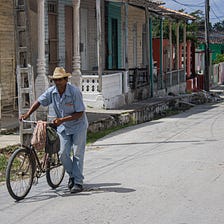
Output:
[1, 102, 224, 224]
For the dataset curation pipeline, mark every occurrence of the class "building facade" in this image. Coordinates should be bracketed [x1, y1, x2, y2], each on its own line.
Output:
[0, 0, 195, 116]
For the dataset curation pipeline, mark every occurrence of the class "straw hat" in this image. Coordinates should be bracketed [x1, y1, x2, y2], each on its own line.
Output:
[48, 67, 71, 79]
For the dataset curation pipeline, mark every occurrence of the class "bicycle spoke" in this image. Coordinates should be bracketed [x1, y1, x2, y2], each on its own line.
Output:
[6, 148, 34, 200]
[46, 153, 65, 188]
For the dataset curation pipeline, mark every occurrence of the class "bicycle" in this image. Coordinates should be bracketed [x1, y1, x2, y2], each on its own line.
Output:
[6, 120, 65, 201]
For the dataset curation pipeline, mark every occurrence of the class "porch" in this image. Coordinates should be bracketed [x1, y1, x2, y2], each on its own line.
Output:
[82, 68, 186, 109]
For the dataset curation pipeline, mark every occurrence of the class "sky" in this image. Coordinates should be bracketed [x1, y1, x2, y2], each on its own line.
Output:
[163, 0, 224, 24]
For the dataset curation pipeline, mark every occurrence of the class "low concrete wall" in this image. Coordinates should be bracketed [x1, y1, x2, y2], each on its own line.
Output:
[88, 94, 193, 133]
[88, 91, 224, 134]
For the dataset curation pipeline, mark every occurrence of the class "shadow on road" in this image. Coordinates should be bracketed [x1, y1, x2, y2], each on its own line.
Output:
[61, 182, 136, 197]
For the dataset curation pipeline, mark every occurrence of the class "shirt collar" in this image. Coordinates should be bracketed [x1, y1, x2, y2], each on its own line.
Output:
[52, 83, 72, 96]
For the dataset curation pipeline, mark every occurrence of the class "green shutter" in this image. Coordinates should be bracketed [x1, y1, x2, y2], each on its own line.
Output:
[107, 3, 121, 69]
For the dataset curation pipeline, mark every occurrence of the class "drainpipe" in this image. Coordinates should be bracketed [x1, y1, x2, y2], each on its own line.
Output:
[72, 0, 81, 87]
[149, 17, 153, 97]
[96, 0, 102, 92]
[160, 18, 163, 89]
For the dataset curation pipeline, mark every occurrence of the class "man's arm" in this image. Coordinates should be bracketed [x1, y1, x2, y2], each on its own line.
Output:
[53, 111, 84, 126]
[19, 100, 41, 121]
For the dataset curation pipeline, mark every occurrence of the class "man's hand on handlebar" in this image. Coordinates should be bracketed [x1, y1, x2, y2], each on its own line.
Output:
[19, 113, 30, 121]
[53, 118, 63, 127]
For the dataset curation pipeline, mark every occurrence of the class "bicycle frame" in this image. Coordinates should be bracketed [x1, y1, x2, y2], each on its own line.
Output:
[22, 144, 49, 178]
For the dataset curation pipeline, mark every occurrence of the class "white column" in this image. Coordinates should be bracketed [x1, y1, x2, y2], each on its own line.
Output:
[72, 0, 81, 87]
[96, 0, 102, 92]
[36, 0, 48, 120]
[36, 0, 48, 97]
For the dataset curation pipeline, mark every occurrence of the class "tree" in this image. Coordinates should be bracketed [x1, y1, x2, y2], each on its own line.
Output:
[213, 20, 224, 32]
[188, 10, 205, 32]
[213, 54, 224, 64]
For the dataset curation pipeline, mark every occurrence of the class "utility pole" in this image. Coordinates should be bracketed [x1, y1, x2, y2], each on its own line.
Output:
[204, 0, 210, 91]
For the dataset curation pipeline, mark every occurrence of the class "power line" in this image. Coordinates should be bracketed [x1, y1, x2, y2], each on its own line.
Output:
[169, 0, 204, 7]
[210, 0, 224, 23]
[210, 7, 222, 23]
[211, 0, 223, 15]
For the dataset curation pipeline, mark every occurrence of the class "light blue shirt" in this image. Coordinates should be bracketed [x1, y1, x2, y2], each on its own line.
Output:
[38, 83, 88, 135]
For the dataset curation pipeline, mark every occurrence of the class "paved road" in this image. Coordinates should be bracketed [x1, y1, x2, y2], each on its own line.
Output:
[1, 103, 224, 224]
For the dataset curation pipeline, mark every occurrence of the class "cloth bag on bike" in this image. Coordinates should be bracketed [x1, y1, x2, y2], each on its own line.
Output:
[46, 125, 60, 154]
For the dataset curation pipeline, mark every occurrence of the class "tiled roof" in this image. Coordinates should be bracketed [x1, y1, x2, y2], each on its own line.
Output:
[197, 32, 224, 44]
[108, 0, 195, 21]
[158, 5, 195, 20]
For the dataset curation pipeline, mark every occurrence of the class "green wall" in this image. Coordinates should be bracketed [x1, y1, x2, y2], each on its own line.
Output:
[199, 43, 224, 62]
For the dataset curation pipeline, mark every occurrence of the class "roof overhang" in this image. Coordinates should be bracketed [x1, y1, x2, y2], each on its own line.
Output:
[105, 0, 165, 6]
[105, 0, 195, 22]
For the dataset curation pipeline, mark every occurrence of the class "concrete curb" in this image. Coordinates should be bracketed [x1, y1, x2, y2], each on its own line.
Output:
[87, 93, 223, 133]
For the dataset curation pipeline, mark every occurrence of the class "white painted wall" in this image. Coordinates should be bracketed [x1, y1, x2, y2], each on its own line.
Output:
[102, 73, 123, 98]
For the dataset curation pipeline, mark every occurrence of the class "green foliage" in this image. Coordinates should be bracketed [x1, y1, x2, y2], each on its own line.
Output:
[0, 144, 19, 154]
[213, 54, 224, 64]
[213, 21, 224, 32]
[0, 154, 7, 182]
[0, 154, 7, 171]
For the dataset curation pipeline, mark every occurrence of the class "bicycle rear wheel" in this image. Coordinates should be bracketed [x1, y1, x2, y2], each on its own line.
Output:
[6, 147, 35, 201]
[46, 153, 65, 189]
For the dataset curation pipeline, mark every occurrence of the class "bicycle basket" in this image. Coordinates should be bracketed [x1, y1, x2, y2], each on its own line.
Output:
[45, 125, 60, 154]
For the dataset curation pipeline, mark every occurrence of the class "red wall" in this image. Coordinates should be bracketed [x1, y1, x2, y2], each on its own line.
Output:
[153, 38, 171, 72]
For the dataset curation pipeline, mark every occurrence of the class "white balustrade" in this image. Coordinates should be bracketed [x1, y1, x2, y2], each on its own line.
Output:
[82, 75, 99, 94]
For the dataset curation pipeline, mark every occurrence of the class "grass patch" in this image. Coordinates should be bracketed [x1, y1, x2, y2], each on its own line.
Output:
[0, 154, 7, 182]
[87, 123, 131, 145]
[0, 145, 20, 183]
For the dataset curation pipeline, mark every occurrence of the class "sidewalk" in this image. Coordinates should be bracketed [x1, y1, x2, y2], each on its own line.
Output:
[0, 91, 222, 149]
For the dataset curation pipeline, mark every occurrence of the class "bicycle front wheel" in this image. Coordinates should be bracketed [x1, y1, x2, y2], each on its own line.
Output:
[6, 147, 35, 201]
[46, 153, 65, 189]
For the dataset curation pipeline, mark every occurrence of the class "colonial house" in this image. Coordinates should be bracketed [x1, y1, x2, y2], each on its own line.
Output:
[0, 0, 16, 118]
[0, 0, 195, 118]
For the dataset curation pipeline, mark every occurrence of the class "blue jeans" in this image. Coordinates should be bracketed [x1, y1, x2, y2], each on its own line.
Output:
[58, 127, 87, 185]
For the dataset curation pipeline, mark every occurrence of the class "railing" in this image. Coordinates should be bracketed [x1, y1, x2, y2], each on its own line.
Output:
[165, 69, 185, 87]
[81, 68, 186, 98]
[81, 70, 124, 96]
[82, 74, 99, 94]
[129, 68, 149, 89]
[179, 69, 185, 83]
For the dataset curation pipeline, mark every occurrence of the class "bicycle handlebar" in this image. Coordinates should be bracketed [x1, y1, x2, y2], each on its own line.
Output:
[21, 119, 54, 125]
[21, 119, 36, 123]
